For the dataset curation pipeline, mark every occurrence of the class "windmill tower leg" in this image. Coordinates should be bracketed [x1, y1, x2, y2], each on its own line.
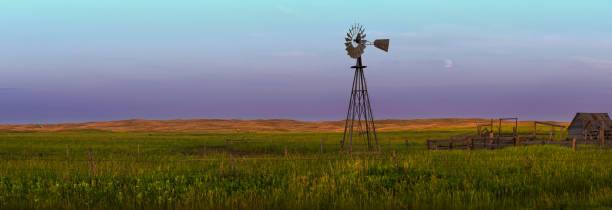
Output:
[342, 57, 379, 151]
[361, 68, 379, 150]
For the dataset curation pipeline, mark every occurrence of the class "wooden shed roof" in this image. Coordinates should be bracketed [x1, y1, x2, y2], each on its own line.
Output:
[568, 113, 612, 130]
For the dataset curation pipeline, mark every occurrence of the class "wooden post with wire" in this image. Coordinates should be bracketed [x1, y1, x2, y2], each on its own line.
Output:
[392, 150, 398, 170]
[230, 153, 235, 172]
[65, 145, 70, 160]
[320, 138, 324, 153]
[218, 156, 224, 174]
[87, 147, 95, 176]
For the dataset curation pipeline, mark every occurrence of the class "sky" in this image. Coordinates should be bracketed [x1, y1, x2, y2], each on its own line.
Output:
[1, 0, 612, 124]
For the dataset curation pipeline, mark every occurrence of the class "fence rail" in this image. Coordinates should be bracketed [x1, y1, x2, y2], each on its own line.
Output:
[427, 136, 612, 151]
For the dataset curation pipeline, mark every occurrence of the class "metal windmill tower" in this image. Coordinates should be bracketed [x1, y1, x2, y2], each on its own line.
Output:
[341, 23, 389, 152]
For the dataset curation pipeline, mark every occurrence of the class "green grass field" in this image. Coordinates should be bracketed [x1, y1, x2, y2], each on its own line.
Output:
[1, 125, 612, 209]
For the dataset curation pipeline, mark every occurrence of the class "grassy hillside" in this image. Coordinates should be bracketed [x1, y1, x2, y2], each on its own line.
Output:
[0, 118, 566, 133]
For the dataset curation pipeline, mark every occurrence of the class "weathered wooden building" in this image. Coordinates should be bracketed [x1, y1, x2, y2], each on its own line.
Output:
[567, 113, 612, 140]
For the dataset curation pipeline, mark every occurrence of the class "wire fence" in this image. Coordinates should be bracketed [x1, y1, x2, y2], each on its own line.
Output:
[4, 156, 612, 162]
[5, 156, 612, 173]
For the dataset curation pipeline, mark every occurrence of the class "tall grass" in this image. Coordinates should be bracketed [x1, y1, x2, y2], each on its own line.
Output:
[1, 127, 610, 209]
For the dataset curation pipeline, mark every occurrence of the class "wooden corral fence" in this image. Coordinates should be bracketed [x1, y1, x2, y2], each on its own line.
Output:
[428, 118, 612, 151]
[531, 121, 565, 141]
[476, 120, 494, 137]
[226, 137, 247, 144]
[476, 117, 518, 138]
[427, 137, 517, 150]
[224, 137, 267, 144]
[427, 137, 612, 151]
[498, 117, 518, 137]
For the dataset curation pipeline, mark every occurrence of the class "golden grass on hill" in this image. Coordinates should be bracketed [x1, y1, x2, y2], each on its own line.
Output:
[0, 118, 568, 133]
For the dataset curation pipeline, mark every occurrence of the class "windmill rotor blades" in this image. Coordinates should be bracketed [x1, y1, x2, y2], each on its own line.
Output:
[344, 23, 389, 58]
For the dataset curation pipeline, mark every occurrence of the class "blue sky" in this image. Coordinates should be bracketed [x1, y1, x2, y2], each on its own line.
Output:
[1, 0, 612, 123]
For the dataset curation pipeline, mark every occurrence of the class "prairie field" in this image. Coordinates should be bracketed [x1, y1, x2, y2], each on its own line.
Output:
[1, 119, 611, 209]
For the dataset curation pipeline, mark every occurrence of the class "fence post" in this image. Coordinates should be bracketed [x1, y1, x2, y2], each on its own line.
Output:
[467, 138, 472, 151]
[548, 131, 553, 144]
[498, 119, 502, 138]
[449, 140, 453, 150]
[218, 156, 224, 174]
[601, 120, 606, 151]
[284, 146, 288, 157]
[392, 150, 398, 170]
[533, 122, 537, 138]
[87, 147, 95, 175]
[600, 133, 604, 151]
[497, 135, 501, 148]
[572, 137, 577, 151]
[515, 136, 520, 146]
[320, 138, 324, 153]
[405, 139, 409, 151]
[137, 144, 140, 161]
[525, 156, 531, 168]
[230, 153, 235, 172]
[65, 145, 70, 160]
[490, 119, 494, 135]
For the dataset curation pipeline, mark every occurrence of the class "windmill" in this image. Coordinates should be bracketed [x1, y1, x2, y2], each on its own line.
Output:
[341, 23, 389, 152]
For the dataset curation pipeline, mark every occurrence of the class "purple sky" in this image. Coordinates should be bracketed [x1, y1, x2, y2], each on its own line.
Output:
[2, 1, 612, 124]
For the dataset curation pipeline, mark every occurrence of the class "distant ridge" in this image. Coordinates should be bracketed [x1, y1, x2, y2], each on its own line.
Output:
[0, 118, 567, 133]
